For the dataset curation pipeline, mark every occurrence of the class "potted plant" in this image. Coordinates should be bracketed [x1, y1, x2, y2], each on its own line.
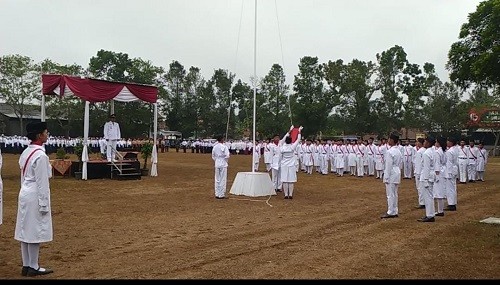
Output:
[140, 141, 153, 176]
[56, 147, 67, 160]
[74, 142, 84, 179]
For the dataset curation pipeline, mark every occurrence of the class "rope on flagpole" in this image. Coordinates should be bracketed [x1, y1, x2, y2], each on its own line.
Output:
[274, 0, 293, 126]
[225, 0, 245, 142]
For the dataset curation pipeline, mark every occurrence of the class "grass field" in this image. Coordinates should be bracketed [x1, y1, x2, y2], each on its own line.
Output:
[0, 151, 499, 279]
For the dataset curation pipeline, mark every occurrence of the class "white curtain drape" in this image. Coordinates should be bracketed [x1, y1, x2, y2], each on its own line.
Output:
[41, 91, 46, 122]
[150, 103, 158, 176]
[82, 101, 90, 180]
[54, 85, 144, 102]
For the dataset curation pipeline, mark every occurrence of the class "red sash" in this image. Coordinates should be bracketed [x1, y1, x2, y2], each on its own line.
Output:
[469, 148, 477, 159]
[479, 150, 486, 159]
[22, 148, 42, 176]
[356, 144, 364, 155]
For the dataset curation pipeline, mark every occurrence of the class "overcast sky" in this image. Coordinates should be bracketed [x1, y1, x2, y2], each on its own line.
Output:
[0, 0, 483, 87]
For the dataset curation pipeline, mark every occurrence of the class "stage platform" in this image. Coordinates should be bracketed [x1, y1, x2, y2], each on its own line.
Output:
[67, 158, 142, 180]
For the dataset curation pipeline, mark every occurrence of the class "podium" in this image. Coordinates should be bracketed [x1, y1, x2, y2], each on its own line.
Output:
[229, 172, 275, 197]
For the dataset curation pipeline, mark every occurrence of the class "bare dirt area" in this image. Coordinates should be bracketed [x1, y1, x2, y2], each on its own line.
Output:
[0, 151, 499, 279]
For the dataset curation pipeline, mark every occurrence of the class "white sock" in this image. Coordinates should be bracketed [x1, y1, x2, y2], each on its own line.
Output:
[437, 198, 444, 213]
[283, 183, 289, 196]
[289, 183, 294, 197]
[21, 242, 29, 267]
[28, 243, 40, 269]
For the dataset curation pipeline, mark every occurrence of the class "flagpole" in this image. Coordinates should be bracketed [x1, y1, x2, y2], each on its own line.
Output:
[251, 0, 257, 172]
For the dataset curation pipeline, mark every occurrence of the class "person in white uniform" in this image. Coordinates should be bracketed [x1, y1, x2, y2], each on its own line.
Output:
[412, 138, 426, 209]
[476, 142, 488, 182]
[433, 137, 447, 217]
[381, 133, 402, 219]
[280, 126, 303, 199]
[444, 137, 459, 212]
[402, 140, 414, 179]
[211, 135, 230, 199]
[302, 139, 315, 175]
[253, 141, 261, 172]
[263, 139, 273, 172]
[418, 137, 437, 223]
[467, 140, 479, 183]
[457, 140, 468, 184]
[14, 121, 54, 277]
[269, 130, 290, 192]
[366, 137, 376, 176]
[103, 114, 122, 162]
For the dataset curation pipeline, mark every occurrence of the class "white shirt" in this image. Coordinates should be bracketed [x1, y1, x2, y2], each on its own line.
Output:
[212, 142, 230, 168]
[103, 121, 121, 140]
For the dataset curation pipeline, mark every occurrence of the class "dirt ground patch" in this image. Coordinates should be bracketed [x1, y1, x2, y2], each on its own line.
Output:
[0, 151, 499, 279]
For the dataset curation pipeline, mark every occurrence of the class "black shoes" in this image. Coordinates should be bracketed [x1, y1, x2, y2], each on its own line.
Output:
[381, 213, 398, 219]
[215, 196, 226, 199]
[21, 266, 29, 276]
[415, 205, 425, 209]
[284, 196, 289, 199]
[435, 212, 445, 217]
[417, 216, 435, 222]
[444, 205, 457, 211]
[26, 266, 54, 277]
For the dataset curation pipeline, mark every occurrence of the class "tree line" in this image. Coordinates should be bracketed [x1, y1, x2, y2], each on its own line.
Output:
[0, 0, 498, 145]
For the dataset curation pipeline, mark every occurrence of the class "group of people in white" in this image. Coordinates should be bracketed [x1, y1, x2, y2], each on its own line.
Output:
[0, 134, 134, 155]
[211, 128, 489, 223]
[212, 126, 304, 199]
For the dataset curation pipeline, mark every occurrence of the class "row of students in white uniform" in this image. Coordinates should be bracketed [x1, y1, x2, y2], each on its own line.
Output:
[250, 137, 488, 183]
[383, 135, 489, 222]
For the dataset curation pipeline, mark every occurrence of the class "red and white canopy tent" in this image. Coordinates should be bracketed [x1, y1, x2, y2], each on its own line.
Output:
[41, 74, 159, 180]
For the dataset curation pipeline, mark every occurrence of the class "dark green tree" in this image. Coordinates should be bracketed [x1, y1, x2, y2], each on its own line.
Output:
[374, 45, 408, 134]
[292, 56, 331, 138]
[88, 49, 131, 82]
[422, 82, 464, 136]
[447, 0, 500, 89]
[0, 54, 39, 133]
[400, 62, 440, 138]
[325, 59, 376, 136]
[212, 69, 235, 138]
[124, 58, 164, 138]
[184, 66, 204, 138]
[232, 79, 253, 137]
[260, 64, 290, 137]
[163, 60, 186, 133]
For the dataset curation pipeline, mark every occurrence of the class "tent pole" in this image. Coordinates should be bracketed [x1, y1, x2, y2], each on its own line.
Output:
[153, 103, 158, 144]
[150, 103, 159, 176]
[41, 92, 46, 122]
[251, 0, 257, 172]
[82, 101, 90, 180]
[110, 100, 115, 115]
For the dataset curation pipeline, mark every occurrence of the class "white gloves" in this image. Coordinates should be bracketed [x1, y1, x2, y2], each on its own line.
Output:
[39, 205, 49, 214]
[289, 125, 295, 132]
[299, 126, 303, 132]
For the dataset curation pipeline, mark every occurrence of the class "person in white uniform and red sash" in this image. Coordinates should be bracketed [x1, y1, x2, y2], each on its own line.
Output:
[14, 121, 54, 277]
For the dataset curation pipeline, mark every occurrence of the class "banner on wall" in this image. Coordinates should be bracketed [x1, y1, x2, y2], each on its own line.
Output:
[468, 107, 500, 128]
